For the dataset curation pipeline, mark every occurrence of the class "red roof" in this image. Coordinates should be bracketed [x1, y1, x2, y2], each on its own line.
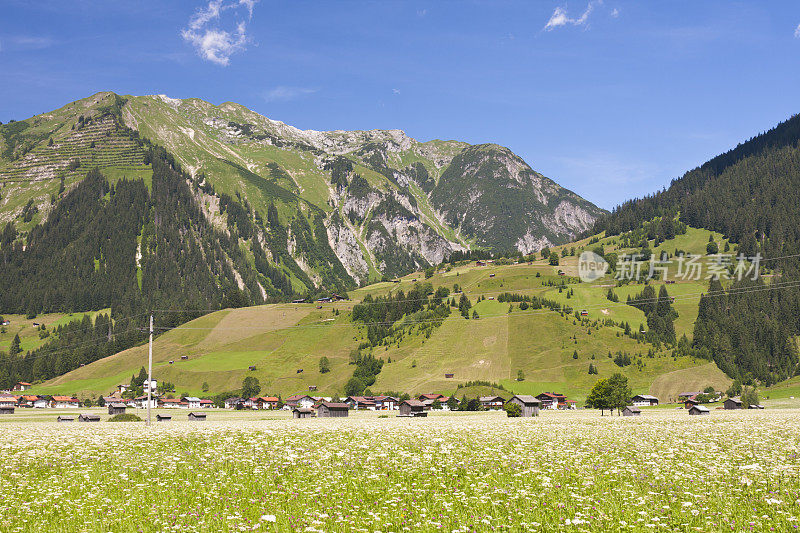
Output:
[51, 396, 78, 402]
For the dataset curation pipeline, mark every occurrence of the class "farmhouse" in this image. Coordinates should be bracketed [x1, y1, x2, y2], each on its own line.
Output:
[200, 399, 214, 409]
[418, 393, 445, 402]
[631, 394, 659, 407]
[159, 398, 182, 409]
[50, 396, 79, 409]
[285, 395, 315, 410]
[78, 414, 101, 422]
[107, 403, 127, 416]
[183, 397, 201, 410]
[506, 395, 540, 417]
[689, 405, 710, 415]
[724, 397, 743, 410]
[134, 396, 157, 409]
[398, 400, 427, 417]
[12, 382, 31, 392]
[188, 412, 206, 421]
[224, 397, 244, 410]
[344, 396, 377, 410]
[374, 396, 398, 410]
[293, 407, 313, 418]
[479, 396, 505, 410]
[317, 402, 349, 418]
[622, 406, 641, 416]
[684, 397, 699, 409]
[536, 392, 567, 410]
[0, 396, 16, 409]
[57, 415, 75, 423]
[678, 391, 702, 401]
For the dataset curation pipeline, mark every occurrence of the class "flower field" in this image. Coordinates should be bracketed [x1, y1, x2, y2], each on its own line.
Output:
[1, 410, 800, 532]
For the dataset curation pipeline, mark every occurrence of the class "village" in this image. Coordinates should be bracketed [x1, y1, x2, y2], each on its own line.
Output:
[0, 380, 765, 421]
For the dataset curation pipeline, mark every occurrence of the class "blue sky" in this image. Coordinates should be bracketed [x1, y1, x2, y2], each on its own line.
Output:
[1, 1, 799, 209]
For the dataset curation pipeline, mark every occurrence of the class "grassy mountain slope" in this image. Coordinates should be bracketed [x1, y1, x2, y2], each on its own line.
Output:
[37, 224, 733, 402]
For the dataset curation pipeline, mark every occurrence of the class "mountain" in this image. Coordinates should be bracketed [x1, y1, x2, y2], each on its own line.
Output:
[591, 112, 800, 385]
[0, 92, 604, 293]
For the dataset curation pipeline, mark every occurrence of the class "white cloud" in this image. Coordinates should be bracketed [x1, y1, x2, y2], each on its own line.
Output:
[795, 23, 800, 38]
[182, 0, 258, 66]
[543, 1, 602, 31]
[611, 8, 619, 18]
[392, 88, 401, 95]
[262, 86, 318, 102]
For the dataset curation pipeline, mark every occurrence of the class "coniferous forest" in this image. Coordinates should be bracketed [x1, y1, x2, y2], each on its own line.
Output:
[592, 113, 800, 384]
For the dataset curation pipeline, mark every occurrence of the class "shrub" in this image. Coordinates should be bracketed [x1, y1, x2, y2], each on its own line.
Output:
[504, 403, 521, 417]
[108, 414, 142, 422]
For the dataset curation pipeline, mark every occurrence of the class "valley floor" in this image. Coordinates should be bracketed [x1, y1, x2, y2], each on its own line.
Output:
[1, 409, 799, 532]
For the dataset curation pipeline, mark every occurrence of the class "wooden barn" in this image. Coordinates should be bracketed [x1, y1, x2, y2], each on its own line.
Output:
[56, 415, 75, 423]
[507, 395, 540, 417]
[78, 414, 101, 422]
[622, 406, 641, 416]
[156, 414, 172, 422]
[0, 406, 15, 415]
[188, 412, 207, 421]
[398, 400, 427, 417]
[107, 403, 127, 416]
[631, 394, 659, 407]
[316, 402, 349, 418]
[688, 405, 710, 416]
[293, 407, 313, 419]
[724, 397, 743, 410]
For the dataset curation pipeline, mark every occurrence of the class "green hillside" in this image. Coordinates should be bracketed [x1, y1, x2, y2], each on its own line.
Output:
[36, 224, 734, 402]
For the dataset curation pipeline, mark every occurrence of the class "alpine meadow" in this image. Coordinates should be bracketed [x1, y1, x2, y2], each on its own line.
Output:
[2, 2, 800, 532]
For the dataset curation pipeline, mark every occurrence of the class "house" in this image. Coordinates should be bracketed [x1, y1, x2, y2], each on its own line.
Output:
[56, 415, 74, 422]
[0, 396, 17, 409]
[293, 407, 313, 418]
[143, 379, 157, 394]
[183, 397, 201, 410]
[308, 385, 317, 391]
[689, 405, 710, 415]
[188, 412, 206, 421]
[506, 395, 540, 417]
[374, 396, 399, 411]
[317, 402, 349, 418]
[580, 310, 588, 316]
[156, 414, 172, 422]
[678, 391, 702, 401]
[724, 397, 743, 410]
[12, 382, 31, 392]
[159, 398, 183, 409]
[285, 395, 315, 410]
[684, 397, 699, 409]
[0, 406, 14, 415]
[134, 396, 158, 409]
[117, 384, 128, 394]
[248, 366, 256, 371]
[180, 356, 188, 360]
[445, 373, 454, 379]
[78, 414, 101, 422]
[50, 396, 79, 409]
[631, 394, 659, 407]
[200, 399, 214, 409]
[107, 403, 127, 415]
[398, 400, 427, 417]
[16, 395, 38, 408]
[536, 392, 567, 410]
[476, 261, 485, 266]
[30, 396, 48, 409]
[344, 396, 376, 410]
[224, 397, 244, 410]
[622, 406, 641, 416]
[479, 396, 505, 410]
[418, 393, 445, 402]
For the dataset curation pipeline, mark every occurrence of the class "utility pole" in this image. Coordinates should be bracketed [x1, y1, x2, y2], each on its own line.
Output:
[147, 314, 153, 427]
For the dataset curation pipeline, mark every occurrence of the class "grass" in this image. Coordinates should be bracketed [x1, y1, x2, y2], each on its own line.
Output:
[1, 409, 799, 532]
